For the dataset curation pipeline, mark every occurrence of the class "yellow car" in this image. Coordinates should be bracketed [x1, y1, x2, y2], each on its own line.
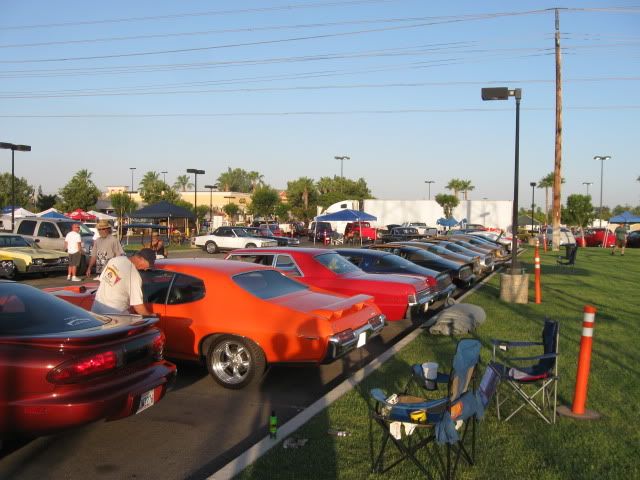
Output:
[0, 233, 69, 278]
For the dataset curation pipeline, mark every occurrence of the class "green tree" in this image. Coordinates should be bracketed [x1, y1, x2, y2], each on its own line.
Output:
[316, 176, 373, 209]
[286, 177, 318, 222]
[0, 173, 35, 209]
[222, 202, 240, 224]
[248, 171, 265, 192]
[138, 171, 180, 204]
[35, 186, 58, 211]
[249, 186, 280, 218]
[110, 192, 137, 238]
[537, 172, 565, 224]
[217, 167, 258, 193]
[274, 202, 290, 220]
[435, 193, 459, 218]
[459, 180, 475, 200]
[173, 174, 193, 192]
[564, 194, 595, 241]
[445, 179, 465, 199]
[196, 204, 210, 226]
[59, 169, 101, 211]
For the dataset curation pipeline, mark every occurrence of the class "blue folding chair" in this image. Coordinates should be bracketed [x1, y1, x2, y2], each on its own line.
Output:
[370, 339, 484, 479]
[490, 319, 559, 424]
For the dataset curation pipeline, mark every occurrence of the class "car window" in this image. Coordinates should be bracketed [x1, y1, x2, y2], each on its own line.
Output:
[375, 255, 408, 269]
[167, 273, 205, 305]
[233, 270, 308, 300]
[16, 220, 36, 236]
[0, 235, 31, 248]
[342, 254, 363, 267]
[37, 221, 60, 238]
[141, 270, 175, 304]
[315, 252, 362, 274]
[0, 283, 104, 335]
[275, 255, 301, 276]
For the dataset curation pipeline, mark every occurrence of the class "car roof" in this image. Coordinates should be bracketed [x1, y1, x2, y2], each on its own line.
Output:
[229, 247, 334, 256]
[155, 258, 275, 277]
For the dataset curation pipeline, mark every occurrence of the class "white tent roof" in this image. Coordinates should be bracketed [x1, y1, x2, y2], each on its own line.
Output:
[36, 207, 61, 216]
[87, 210, 117, 220]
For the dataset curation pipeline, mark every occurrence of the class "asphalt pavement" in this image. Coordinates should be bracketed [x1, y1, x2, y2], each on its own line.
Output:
[0, 242, 461, 480]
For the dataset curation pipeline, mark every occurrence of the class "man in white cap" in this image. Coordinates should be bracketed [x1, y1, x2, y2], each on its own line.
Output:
[91, 248, 156, 316]
[86, 219, 125, 279]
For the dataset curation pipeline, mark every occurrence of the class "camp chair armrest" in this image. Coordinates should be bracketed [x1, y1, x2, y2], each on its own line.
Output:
[491, 339, 543, 349]
[508, 352, 558, 362]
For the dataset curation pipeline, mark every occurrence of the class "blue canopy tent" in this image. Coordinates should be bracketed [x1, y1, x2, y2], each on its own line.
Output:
[437, 217, 459, 228]
[313, 209, 377, 245]
[608, 211, 640, 224]
[41, 211, 68, 219]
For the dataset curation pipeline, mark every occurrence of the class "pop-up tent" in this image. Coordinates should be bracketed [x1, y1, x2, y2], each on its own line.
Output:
[314, 209, 377, 245]
[609, 211, 640, 224]
[437, 217, 459, 228]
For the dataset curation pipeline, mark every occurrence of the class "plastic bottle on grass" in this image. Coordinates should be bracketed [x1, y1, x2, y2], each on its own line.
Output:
[269, 411, 278, 439]
[328, 429, 350, 437]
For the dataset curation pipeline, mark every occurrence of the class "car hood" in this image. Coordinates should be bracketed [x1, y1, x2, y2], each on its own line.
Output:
[0, 246, 66, 259]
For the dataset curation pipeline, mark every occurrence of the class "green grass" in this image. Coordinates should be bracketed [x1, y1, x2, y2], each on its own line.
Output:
[236, 247, 640, 480]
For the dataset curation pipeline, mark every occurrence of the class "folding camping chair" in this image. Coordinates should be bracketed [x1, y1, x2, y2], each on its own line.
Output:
[556, 244, 578, 270]
[490, 319, 559, 424]
[369, 339, 483, 479]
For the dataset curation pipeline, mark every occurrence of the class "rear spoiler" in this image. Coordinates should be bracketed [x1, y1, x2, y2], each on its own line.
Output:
[311, 294, 373, 320]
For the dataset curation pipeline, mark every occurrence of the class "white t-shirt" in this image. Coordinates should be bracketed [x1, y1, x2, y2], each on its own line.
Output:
[92, 256, 144, 314]
[64, 230, 82, 254]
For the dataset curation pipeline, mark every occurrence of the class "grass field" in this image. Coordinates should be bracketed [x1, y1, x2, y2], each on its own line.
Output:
[236, 246, 640, 480]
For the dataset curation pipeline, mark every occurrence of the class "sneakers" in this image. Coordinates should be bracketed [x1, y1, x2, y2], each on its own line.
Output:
[67, 275, 71, 280]
[71, 276, 82, 282]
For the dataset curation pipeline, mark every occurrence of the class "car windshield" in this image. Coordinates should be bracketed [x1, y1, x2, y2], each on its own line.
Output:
[411, 222, 426, 227]
[315, 252, 362, 274]
[231, 228, 250, 237]
[0, 283, 105, 335]
[0, 235, 32, 248]
[58, 222, 93, 236]
[376, 253, 414, 269]
[233, 270, 308, 300]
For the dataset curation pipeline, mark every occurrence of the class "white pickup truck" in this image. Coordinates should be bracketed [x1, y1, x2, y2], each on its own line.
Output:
[401, 222, 437, 237]
[193, 226, 278, 254]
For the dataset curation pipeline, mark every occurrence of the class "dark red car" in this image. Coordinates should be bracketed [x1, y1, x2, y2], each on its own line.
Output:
[225, 247, 433, 321]
[579, 228, 616, 247]
[0, 281, 176, 439]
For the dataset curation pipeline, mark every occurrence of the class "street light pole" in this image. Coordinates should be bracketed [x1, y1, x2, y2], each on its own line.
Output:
[334, 155, 350, 177]
[582, 181, 593, 196]
[204, 184, 218, 232]
[0, 142, 32, 232]
[481, 87, 522, 274]
[187, 168, 206, 234]
[530, 182, 537, 232]
[161, 171, 168, 184]
[424, 180, 435, 200]
[593, 155, 611, 227]
[129, 167, 136, 198]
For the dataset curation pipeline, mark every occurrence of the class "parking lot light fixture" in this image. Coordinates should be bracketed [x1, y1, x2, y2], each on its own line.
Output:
[481, 87, 522, 274]
[0, 142, 32, 232]
[334, 155, 350, 178]
[530, 182, 537, 232]
[582, 181, 593, 196]
[161, 170, 168, 184]
[593, 156, 611, 227]
[204, 184, 218, 231]
[424, 180, 435, 200]
[187, 168, 205, 234]
[129, 167, 136, 198]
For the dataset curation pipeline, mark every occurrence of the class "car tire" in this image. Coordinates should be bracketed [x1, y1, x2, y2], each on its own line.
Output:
[206, 335, 266, 389]
[245, 243, 256, 248]
[204, 241, 218, 254]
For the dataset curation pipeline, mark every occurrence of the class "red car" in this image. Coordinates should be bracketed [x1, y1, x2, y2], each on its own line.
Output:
[47, 259, 385, 389]
[344, 222, 377, 242]
[0, 281, 176, 439]
[579, 228, 616, 247]
[225, 247, 432, 322]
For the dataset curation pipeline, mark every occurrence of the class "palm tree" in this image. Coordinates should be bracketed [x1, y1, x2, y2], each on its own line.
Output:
[139, 171, 160, 195]
[445, 179, 465, 199]
[459, 180, 475, 200]
[173, 174, 193, 192]
[248, 171, 265, 192]
[537, 172, 565, 224]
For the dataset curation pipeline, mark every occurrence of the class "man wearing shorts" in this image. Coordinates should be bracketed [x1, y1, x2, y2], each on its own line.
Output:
[64, 222, 83, 281]
[612, 224, 628, 255]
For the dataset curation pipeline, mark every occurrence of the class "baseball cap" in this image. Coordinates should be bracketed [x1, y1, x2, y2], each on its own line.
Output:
[136, 248, 156, 267]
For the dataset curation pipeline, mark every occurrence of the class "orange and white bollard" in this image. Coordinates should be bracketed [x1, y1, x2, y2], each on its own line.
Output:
[558, 305, 601, 419]
[534, 240, 542, 304]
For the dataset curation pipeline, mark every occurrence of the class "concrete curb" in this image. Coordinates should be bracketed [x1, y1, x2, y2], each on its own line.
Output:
[209, 268, 500, 479]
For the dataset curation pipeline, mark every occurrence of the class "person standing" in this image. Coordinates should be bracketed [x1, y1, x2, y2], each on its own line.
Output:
[86, 220, 125, 279]
[91, 248, 156, 315]
[148, 231, 167, 258]
[612, 224, 629, 255]
[64, 223, 83, 281]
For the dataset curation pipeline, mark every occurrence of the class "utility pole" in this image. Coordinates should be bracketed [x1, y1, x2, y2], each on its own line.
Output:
[552, 8, 564, 252]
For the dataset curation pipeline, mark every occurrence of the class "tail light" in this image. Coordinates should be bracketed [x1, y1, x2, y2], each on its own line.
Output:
[151, 331, 165, 361]
[330, 329, 355, 345]
[425, 276, 437, 288]
[48, 350, 119, 384]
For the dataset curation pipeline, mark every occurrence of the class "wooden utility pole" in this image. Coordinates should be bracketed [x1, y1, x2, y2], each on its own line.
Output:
[552, 8, 563, 251]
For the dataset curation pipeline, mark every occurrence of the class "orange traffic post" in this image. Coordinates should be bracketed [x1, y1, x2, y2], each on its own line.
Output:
[534, 239, 542, 304]
[558, 305, 601, 420]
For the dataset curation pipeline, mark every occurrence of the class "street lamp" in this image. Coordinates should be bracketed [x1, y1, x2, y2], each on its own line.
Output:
[481, 86, 522, 274]
[161, 171, 168, 184]
[530, 182, 537, 232]
[204, 184, 218, 231]
[593, 155, 611, 227]
[129, 167, 136, 198]
[582, 181, 593, 196]
[334, 155, 350, 177]
[186, 168, 205, 234]
[424, 180, 435, 200]
[0, 142, 31, 232]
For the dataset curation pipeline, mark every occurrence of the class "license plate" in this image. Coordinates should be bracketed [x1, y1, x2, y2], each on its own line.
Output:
[356, 331, 367, 348]
[136, 389, 155, 414]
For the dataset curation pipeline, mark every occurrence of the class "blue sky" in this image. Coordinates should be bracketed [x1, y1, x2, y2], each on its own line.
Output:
[1, 1, 638, 209]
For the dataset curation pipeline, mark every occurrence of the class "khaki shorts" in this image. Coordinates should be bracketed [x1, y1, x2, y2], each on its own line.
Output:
[69, 252, 83, 267]
[615, 239, 626, 248]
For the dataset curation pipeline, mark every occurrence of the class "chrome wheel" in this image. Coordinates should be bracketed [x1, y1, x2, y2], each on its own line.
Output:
[207, 336, 265, 389]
